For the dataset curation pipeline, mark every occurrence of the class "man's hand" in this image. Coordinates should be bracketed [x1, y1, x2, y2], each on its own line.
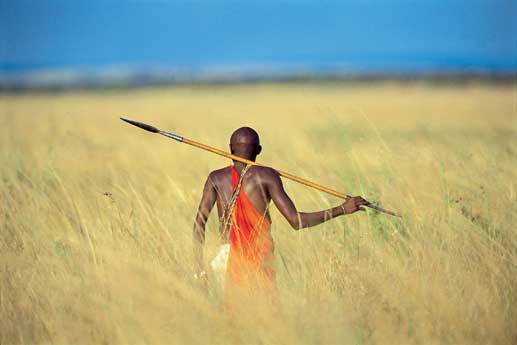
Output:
[194, 270, 208, 291]
[341, 196, 369, 214]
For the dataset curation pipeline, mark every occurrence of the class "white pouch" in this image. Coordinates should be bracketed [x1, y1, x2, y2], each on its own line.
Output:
[210, 243, 230, 274]
[210, 244, 230, 291]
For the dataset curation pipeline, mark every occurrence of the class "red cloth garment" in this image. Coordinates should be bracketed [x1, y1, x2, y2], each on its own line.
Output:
[225, 166, 277, 304]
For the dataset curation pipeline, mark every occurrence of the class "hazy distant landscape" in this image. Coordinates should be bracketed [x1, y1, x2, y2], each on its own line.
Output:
[1, 67, 515, 92]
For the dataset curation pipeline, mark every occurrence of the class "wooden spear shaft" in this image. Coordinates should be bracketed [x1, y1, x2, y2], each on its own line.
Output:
[120, 117, 400, 217]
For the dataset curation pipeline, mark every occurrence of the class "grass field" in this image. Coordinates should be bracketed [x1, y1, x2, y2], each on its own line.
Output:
[1, 82, 516, 344]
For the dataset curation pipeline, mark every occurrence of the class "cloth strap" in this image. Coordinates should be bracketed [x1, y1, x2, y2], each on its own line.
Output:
[220, 164, 251, 240]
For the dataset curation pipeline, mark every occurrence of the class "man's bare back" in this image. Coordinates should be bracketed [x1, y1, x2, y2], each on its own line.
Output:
[208, 165, 276, 227]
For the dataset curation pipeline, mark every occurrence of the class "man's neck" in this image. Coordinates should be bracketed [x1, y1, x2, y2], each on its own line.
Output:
[233, 160, 255, 172]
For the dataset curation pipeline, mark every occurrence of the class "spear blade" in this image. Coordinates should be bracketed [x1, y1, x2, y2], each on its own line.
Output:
[120, 117, 160, 133]
[120, 117, 183, 141]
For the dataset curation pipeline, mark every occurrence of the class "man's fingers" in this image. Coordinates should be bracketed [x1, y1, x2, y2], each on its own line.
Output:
[349, 196, 372, 211]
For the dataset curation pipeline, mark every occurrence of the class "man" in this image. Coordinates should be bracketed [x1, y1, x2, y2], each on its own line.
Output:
[193, 127, 368, 302]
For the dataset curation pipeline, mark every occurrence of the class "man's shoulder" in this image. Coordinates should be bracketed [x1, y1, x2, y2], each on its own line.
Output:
[251, 165, 279, 180]
[210, 166, 230, 175]
[208, 166, 231, 181]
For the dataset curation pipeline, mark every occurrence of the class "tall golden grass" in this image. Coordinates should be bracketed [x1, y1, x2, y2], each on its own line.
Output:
[1, 82, 516, 344]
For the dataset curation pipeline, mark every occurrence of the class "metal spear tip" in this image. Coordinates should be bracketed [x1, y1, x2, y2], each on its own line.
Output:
[120, 117, 160, 133]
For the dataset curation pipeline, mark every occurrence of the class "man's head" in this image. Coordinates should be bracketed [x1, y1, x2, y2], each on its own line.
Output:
[230, 127, 262, 161]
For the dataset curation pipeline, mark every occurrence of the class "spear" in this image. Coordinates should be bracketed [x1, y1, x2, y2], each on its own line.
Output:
[120, 117, 400, 217]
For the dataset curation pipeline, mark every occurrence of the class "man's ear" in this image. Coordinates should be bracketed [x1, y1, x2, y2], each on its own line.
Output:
[229, 144, 234, 154]
[256, 145, 262, 156]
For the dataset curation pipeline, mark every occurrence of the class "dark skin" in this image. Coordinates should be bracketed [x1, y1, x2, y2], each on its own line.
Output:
[193, 127, 368, 275]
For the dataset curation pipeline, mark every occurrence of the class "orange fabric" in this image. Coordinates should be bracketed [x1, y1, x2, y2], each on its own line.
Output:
[225, 166, 277, 301]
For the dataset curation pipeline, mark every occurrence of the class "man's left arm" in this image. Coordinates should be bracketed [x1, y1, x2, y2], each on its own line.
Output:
[193, 174, 217, 276]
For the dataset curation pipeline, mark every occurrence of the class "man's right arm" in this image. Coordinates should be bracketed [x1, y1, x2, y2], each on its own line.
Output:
[266, 169, 368, 230]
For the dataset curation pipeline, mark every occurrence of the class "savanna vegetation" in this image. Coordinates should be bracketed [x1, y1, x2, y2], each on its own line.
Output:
[1, 82, 516, 344]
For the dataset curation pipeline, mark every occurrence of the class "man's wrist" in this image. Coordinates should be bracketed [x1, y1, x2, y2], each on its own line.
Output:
[340, 204, 348, 215]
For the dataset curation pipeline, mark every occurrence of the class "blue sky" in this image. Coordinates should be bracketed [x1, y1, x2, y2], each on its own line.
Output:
[1, 0, 516, 74]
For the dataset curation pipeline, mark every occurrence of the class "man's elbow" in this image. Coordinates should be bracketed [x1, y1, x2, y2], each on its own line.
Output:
[287, 217, 303, 231]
